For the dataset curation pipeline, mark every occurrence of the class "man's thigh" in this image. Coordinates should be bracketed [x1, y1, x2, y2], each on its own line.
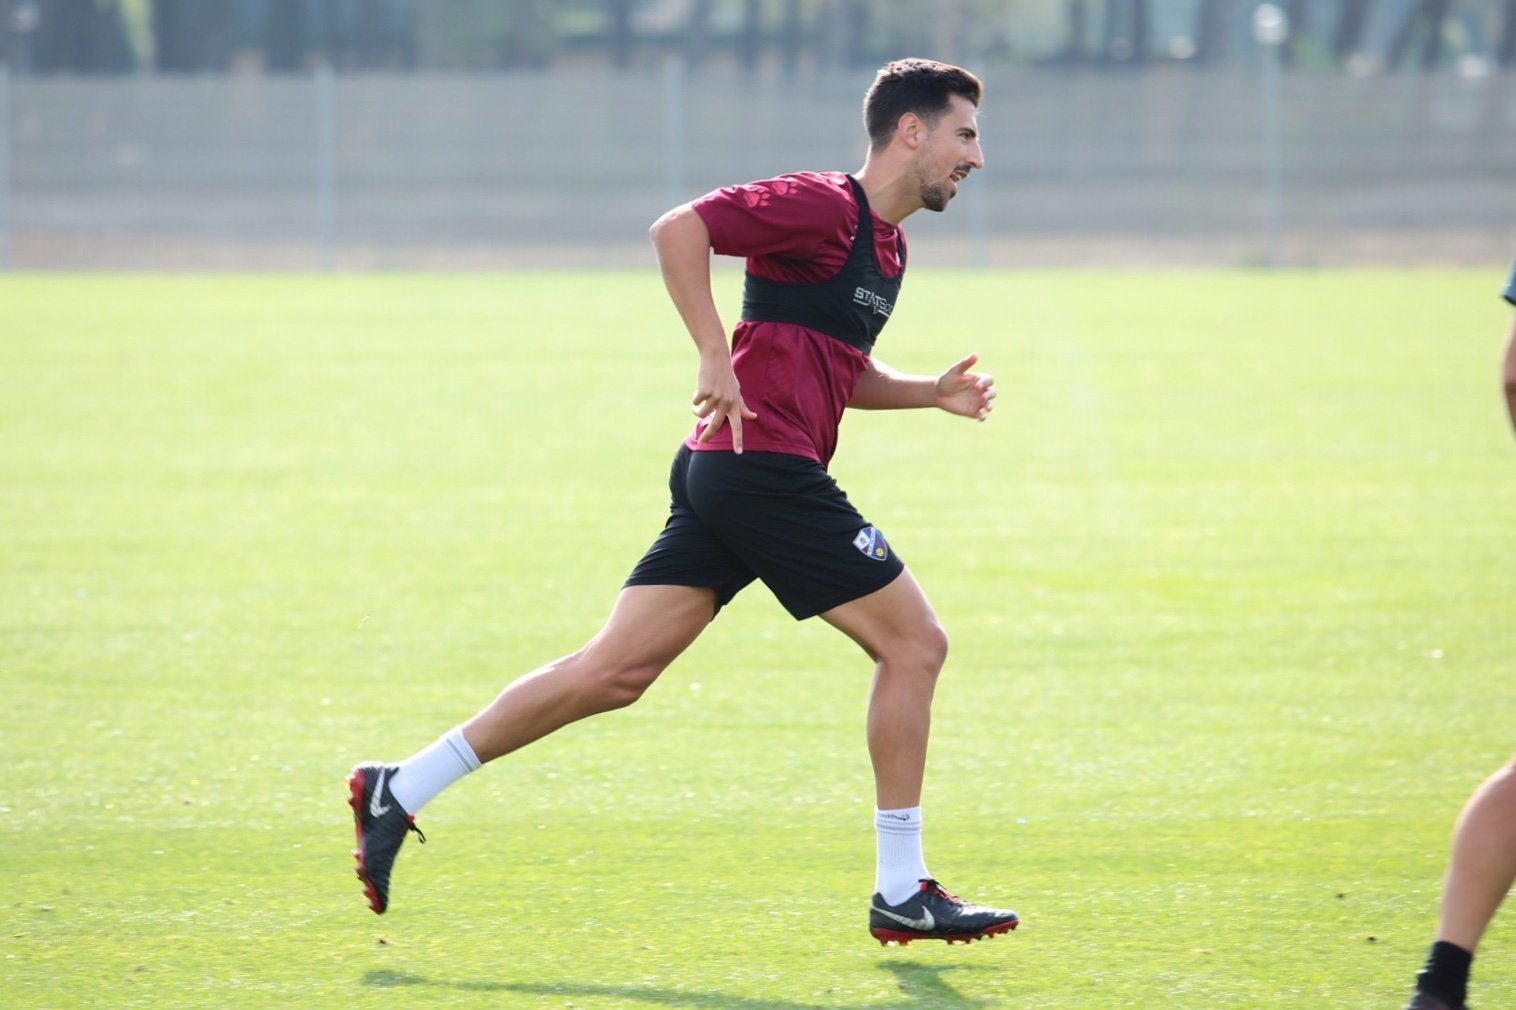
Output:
[819, 568, 941, 661]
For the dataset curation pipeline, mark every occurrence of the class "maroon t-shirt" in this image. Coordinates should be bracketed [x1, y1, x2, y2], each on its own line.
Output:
[686, 171, 906, 467]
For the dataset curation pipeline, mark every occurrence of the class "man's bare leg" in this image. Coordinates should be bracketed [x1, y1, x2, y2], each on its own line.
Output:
[350, 584, 716, 913]
[1409, 756, 1516, 1008]
[822, 570, 946, 811]
[823, 570, 1018, 945]
[462, 584, 718, 762]
[1437, 758, 1516, 950]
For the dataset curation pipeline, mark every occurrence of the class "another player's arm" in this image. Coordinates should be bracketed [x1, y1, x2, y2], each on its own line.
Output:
[849, 353, 996, 421]
[1502, 312, 1516, 437]
[649, 203, 757, 452]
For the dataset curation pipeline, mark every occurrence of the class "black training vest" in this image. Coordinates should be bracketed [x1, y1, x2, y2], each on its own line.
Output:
[739, 175, 905, 357]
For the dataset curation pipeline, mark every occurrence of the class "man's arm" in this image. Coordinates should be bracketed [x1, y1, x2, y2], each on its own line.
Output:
[648, 203, 757, 452]
[849, 353, 996, 421]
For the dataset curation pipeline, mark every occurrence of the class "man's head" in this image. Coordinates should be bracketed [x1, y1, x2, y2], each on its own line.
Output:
[863, 58, 982, 153]
[863, 58, 985, 214]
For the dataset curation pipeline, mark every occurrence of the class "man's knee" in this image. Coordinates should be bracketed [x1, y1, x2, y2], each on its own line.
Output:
[886, 618, 949, 676]
[920, 620, 949, 673]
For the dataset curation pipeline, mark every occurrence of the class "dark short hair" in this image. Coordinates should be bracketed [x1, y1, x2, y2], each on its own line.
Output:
[863, 58, 983, 151]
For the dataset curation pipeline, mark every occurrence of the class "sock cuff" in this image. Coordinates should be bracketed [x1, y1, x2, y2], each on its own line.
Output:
[1417, 940, 1474, 1006]
[445, 726, 483, 772]
[1428, 939, 1474, 971]
[875, 806, 923, 833]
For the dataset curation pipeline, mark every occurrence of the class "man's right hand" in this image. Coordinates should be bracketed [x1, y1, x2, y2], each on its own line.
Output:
[691, 356, 757, 453]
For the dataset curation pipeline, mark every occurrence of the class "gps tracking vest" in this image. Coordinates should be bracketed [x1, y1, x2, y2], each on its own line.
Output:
[740, 175, 905, 356]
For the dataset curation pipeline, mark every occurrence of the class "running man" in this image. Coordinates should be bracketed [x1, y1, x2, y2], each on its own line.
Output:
[348, 57, 1019, 946]
[1402, 255, 1516, 1010]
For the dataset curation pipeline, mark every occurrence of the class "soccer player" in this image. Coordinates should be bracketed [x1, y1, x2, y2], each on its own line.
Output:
[347, 57, 1019, 946]
[1402, 256, 1516, 1010]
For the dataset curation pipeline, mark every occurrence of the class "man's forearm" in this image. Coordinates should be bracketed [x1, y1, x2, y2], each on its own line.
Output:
[848, 359, 937, 410]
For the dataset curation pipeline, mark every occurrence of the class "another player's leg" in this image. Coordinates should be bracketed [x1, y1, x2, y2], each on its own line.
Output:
[349, 583, 716, 914]
[822, 570, 1019, 946]
[1405, 756, 1516, 1010]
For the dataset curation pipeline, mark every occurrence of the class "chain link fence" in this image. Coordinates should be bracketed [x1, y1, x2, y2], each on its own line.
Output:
[2, 63, 1513, 270]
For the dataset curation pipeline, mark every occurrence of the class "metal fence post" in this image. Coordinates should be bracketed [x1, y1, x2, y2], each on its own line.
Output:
[1254, 4, 1288, 268]
[315, 63, 336, 271]
[663, 57, 686, 208]
[0, 62, 11, 271]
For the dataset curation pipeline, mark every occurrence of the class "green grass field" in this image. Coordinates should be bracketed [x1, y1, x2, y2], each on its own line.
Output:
[3, 269, 1513, 1009]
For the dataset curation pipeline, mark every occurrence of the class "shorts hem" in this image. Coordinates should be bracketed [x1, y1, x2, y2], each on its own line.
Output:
[621, 575, 742, 616]
[782, 565, 905, 621]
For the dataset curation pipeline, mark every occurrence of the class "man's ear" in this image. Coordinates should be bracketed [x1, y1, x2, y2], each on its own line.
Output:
[897, 111, 925, 150]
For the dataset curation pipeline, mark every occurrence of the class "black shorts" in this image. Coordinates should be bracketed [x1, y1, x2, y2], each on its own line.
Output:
[624, 445, 905, 620]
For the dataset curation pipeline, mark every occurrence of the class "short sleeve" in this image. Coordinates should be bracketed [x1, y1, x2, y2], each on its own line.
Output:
[690, 173, 855, 262]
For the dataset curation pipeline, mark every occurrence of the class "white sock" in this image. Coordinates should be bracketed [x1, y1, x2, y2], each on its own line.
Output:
[388, 726, 481, 815]
[875, 806, 931, 906]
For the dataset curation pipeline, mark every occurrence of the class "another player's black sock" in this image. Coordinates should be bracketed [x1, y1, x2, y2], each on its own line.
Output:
[1415, 940, 1473, 1008]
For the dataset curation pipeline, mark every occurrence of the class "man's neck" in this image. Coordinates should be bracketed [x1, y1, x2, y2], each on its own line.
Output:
[852, 161, 919, 226]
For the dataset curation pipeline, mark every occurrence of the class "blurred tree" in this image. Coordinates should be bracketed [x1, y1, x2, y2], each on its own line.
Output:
[605, 0, 630, 70]
[1131, 0, 1149, 61]
[1281, 0, 1308, 65]
[780, 0, 802, 76]
[364, 0, 416, 69]
[1387, 0, 1452, 70]
[1060, 0, 1091, 62]
[1097, 0, 1149, 62]
[31, 0, 135, 71]
[151, 0, 234, 71]
[684, 0, 711, 72]
[498, 0, 554, 69]
[1099, 0, 1115, 55]
[1331, 0, 1371, 65]
[12, 0, 1516, 77]
[261, 0, 415, 71]
[0, 0, 12, 67]
[737, 0, 759, 75]
[1499, 0, 1516, 67]
[416, 0, 555, 70]
[354, 0, 383, 65]
[815, 0, 867, 69]
[840, 0, 1006, 69]
[1193, 0, 1233, 65]
[264, 0, 303, 70]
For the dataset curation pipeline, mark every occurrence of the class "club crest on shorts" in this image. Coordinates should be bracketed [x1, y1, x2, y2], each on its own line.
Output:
[852, 526, 890, 561]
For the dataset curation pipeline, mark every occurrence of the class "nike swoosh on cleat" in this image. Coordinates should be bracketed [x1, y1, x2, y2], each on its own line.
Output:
[872, 905, 935, 931]
[369, 768, 393, 818]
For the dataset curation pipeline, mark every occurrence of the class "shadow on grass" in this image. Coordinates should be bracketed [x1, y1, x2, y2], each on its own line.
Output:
[363, 959, 1003, 1008]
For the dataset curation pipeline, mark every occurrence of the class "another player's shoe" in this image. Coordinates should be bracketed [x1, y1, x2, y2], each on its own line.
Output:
[347, 763, 425, 915]
[1403, 992, 1467, 1010]
[868, 879, 1019, 946]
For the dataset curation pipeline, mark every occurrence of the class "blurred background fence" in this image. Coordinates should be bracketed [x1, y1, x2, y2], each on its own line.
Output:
[1, 0, 1514, 270]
